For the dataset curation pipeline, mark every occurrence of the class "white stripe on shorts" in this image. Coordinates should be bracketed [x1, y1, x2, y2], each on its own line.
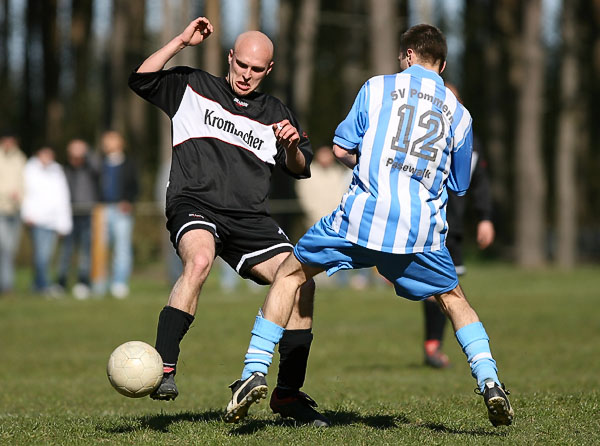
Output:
[235, 242, 293, 273]
[175, 220, 218, 246]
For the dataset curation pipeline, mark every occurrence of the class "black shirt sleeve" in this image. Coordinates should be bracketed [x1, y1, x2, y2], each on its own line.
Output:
[470, 137, 493, 222]
[128, 65, 195, 118]
[273, 103, 313, 179]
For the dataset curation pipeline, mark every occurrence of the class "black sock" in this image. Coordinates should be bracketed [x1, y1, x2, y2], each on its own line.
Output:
[155, 305, 194, 374]
[423, 299, 447, 342]
[276, 329, 313, 396]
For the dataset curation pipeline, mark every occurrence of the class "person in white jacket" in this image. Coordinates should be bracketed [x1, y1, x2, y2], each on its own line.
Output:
[21, 147, 72, 294]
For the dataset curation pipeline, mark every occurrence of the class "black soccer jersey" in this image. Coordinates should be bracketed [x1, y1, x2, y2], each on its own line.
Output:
[128, 66, 312, 216]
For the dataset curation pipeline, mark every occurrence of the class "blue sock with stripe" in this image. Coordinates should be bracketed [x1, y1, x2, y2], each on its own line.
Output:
[455, 322, 499, 391]
[241, 313, 285, 380]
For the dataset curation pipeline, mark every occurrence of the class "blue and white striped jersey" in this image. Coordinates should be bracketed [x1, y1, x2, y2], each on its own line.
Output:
[331, 64, 473, 254]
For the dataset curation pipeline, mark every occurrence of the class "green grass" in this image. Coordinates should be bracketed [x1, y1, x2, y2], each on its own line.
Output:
[1, 263, 599, 445]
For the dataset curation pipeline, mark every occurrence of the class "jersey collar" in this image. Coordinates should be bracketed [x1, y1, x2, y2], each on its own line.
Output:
[403, 64, 444, 85]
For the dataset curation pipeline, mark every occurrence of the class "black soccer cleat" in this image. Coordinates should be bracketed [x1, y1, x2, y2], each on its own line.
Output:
[224, 372, 268, 423]
[270, 388, 330, 427]
[150, 372, 178, 401]
[476, 381, 514, 427]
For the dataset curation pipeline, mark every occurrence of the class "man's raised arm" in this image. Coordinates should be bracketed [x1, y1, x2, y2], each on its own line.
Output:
[137, 17, 213, 73]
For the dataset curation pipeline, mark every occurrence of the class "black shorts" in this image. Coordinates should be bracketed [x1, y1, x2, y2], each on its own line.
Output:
[166, 203, 293, 284]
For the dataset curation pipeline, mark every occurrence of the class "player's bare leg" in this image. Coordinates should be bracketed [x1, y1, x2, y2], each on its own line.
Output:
[435, 286, 513, 426]
[225, 254, 327, 424]
[434, 285, 478, 331]
[151, 229, 216, 400]
[168, 230, 216, 314]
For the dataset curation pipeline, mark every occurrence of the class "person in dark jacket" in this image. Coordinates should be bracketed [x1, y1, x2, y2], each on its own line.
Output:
[98, 130, 139, 299]
[56, 139, 100, 299]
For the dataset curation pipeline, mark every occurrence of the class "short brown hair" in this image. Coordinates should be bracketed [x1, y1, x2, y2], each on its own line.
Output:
[400, 24, 447, 69]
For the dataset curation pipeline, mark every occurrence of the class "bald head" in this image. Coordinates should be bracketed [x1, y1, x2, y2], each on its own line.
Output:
[233, 31, 274, 62]
[227, 31, 274, 96]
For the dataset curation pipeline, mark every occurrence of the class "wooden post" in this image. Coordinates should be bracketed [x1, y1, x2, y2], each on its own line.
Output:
[91, 204, 107, 290]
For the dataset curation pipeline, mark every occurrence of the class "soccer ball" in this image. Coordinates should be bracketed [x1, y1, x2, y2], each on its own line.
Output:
[107, 341, 163, 398]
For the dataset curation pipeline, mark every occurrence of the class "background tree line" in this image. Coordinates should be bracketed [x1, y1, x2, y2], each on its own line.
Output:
[0, 0, 598, 268]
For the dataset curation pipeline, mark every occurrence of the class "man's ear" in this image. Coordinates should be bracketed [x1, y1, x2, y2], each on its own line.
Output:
[439, 60, 447, 74]
[227, 49, 234, 64]
[406, 48, 414, 66]
[266, 61, 274, 76]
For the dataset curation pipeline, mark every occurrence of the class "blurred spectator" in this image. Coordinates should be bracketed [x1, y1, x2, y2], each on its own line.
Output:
[0, 135, 27, 294]
[295, 145, 351, 229]
[21, 147, 72, 295]
[56, 139, 100, 299]
[98, 131, 139, 298]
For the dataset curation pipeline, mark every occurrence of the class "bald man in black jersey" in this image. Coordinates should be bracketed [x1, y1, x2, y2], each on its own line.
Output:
[129, 17, 328, 426]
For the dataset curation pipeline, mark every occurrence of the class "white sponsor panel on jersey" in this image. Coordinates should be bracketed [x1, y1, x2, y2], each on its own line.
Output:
[172, 86, 278, 164]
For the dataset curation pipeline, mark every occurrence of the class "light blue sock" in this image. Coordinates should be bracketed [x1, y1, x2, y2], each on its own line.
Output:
[455, 322, 499, 391]
[241, 313, 285, 380]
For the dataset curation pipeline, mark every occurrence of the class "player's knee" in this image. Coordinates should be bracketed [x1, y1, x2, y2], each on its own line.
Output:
[435, 285, 468, 311]
[184, 252, 212, 280]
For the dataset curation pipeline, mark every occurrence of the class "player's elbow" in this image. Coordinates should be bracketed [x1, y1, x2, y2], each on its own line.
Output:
[332, 144, 348, 160]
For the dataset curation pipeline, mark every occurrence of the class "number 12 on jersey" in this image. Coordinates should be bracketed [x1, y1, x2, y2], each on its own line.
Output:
[390, 104, 445, 162]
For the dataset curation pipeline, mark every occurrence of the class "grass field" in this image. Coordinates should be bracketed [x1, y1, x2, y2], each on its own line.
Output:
[1, 263, 599, 445]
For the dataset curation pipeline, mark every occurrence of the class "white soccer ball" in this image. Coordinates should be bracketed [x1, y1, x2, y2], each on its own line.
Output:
[107, 341, 163, 398]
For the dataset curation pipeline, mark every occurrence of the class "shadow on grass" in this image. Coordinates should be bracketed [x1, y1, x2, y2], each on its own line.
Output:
[229, 410, 507, 438]
[421, 421, 509, 437]
[102, 410, 224, 434]
[102, 409, 507, 439]
[226, 410, 403, 436]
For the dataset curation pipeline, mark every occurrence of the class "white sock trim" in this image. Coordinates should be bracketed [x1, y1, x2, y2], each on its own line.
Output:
[470, 352, 493, 364]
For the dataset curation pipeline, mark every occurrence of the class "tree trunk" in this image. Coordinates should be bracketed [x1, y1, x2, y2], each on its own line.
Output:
[126, 0, 147, 155]
[0, 0, 8, 100]
[109, 0, 127, 134]
[168, 0, 194, 68]
[41, 0, 62, 148]
[293, 0, 320, 126]
[248, 0, 261, 30]
[272, 0, 293, 102]
[22, 0, 39, 152]
[367, 0, 398, 76]
[71, 0, 93, 97]
[201, 0, 222, 75]
[70, 0, 94, 140]
[555, 1, 582, 267]
[159, 0, 175, 167]
[109, 0, 146, 152]
[514, 0, 547, 266]
[341, 0, 366, 108]
[482, 0, 519, 251]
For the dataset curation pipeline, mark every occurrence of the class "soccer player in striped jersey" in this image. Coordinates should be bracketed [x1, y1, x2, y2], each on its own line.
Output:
[226, 24, 513, 428]
[422, 83, 496, 369]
